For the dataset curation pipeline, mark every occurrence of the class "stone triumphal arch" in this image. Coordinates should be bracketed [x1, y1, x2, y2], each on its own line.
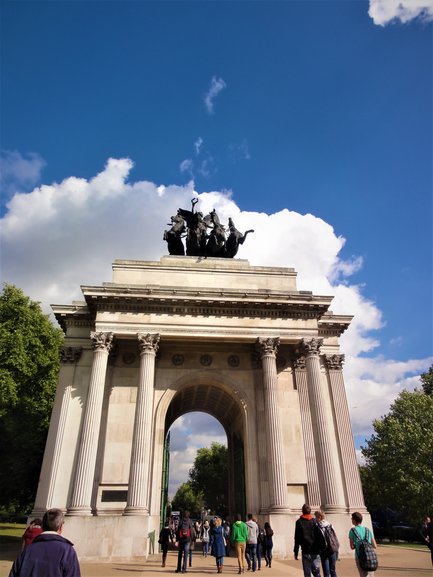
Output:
[33, 256, 368, 561]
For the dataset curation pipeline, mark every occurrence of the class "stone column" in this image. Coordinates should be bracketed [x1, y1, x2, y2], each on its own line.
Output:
[293, 356, 321, 507]
[256, 337, 290, 512]
[325, 354, 366, 510]
[300, 338, 344, 512]
[32, 347, 83, 516]
[124, 333, 160, 515]
[68, 332, 113, 515]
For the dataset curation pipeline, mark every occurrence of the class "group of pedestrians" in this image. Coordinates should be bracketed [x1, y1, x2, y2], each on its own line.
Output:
[231, 513, 273, 574]
[294, 504, 379, 577]
[19, 503, 431, 577]
[166, 511, 273, 574]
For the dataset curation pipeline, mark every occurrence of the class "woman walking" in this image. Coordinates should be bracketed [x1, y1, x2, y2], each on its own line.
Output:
[209, 517, 226, 573]
[263, 522, 274, 568]
[158, 519, 174, 567]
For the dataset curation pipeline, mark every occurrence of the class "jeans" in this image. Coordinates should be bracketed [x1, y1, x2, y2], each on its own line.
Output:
[256, 542, 262, 569]
[320, 552, 337, 577]
[301, 553, 321, 577]
[246, 543, 257, 571]
[177, 541, 190, 572]
[203, 541, 209, 556]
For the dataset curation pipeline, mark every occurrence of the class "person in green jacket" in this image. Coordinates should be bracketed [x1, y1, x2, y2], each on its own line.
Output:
[231, 514, 248, 574]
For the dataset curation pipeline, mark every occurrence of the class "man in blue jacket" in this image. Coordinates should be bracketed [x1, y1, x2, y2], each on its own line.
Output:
[9, 508, 81, 577]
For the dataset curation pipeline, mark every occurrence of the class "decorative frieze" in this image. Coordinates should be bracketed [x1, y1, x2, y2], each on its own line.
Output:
[60, 346, 83, 363]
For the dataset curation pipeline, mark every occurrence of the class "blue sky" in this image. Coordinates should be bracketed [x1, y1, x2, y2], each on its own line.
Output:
[1, 0, 432, 497]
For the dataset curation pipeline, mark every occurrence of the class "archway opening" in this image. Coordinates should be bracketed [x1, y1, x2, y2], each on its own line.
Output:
[161, 383, 246, 524]
[168, 412, 227, 517]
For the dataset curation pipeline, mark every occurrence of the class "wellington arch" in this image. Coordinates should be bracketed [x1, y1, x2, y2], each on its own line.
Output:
[32, 255, 369, 561]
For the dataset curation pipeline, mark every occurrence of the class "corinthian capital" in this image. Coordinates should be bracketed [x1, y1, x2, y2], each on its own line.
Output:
[325, 354, 345, 370]
[138, 333, 160, 354]
[256, 337, 280, 357]
[90, 331, 114, 352]
[299, 337, 323, 357]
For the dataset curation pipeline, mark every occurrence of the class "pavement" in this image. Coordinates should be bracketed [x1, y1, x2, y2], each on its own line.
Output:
[1, 544, 432, 577]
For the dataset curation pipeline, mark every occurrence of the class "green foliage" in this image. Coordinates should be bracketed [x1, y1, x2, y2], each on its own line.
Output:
[0, 284, 64, 513]
[189, 442, 228, 517]
[361, 389, 433, 525]
[420, 365, 433, 396]
[171, 482, 204, 517]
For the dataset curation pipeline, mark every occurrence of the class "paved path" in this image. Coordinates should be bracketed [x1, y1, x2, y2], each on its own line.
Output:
[1, 545, 431, 576]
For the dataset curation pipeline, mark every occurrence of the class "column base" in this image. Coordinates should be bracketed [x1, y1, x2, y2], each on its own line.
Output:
[67, 506, 93, 516]
[322, 505, 347, 514]
[268, 505, 291, 514]
[123, 506, 149, 516]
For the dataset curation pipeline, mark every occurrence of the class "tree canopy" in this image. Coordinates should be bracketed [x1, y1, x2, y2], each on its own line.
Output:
[0, 284, 64, 514]
[189, 442, 228, 518]
[360, 371, 433, 525]
[420, 366, 433, 396]
[171, 482, 204, 518]
[171, 441, 228, 518]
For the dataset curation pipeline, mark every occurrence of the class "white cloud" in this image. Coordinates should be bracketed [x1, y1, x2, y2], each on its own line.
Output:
[168, 414, 226, 497]
[194, 137, 204, 156]
[1, 157, 431, 494]
[369, 0, 433, 25]
[204, 76, 227, 115]
[0, 150, 46, 201]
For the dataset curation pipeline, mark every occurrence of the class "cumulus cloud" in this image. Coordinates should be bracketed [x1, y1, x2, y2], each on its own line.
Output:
[369, 0, 433, 25]
[169, 414, 226, 497]
[0, 150, 46, 204]
[1, 157, 431, 494]
[204, 76, 227, 114]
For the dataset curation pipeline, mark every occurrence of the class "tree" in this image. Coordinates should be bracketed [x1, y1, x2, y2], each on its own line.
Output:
[420, 365, 433, 396]
[189, 442, 228, 517]
[0, 284, 64, 514]
[361, 387, 433, 525]
[171, 482, 204, 517]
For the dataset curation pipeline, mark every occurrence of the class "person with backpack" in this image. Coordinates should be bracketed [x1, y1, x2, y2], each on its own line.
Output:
[349, 511, 378, 577]
[294, 503, 325, 577]
[314, 510, 339, 577]
[175, 510, 194, 573]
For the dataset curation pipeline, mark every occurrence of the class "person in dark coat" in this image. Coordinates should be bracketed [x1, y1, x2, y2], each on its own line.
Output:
[209, 517, 226, 573]
[294, 503, 325, 577]
[9, 508, 81, 577]
[159, 519, 174, 567]
[175, 510, 194, 574]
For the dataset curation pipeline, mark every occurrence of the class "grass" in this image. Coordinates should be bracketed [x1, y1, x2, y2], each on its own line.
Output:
[0, 523, 25, 545]
[379, 541, 427, 551]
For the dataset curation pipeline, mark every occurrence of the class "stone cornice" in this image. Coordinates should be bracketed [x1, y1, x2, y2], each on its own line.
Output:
[80, 284, 332, 320]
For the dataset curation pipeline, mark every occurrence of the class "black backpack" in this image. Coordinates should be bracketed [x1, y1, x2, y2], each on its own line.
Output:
[352, 527, 378, 571]
[324, 524, 340, 554]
